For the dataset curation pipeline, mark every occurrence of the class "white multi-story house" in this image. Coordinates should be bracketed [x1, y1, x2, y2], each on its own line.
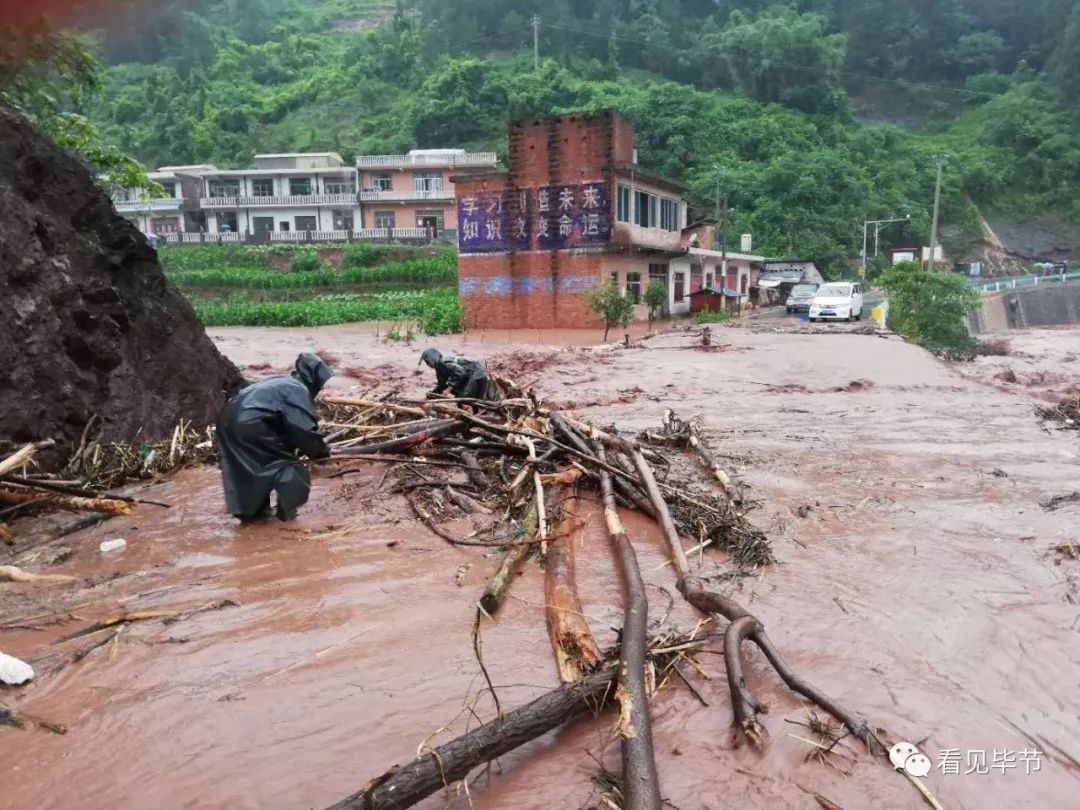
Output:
[111, 149, 498, 243]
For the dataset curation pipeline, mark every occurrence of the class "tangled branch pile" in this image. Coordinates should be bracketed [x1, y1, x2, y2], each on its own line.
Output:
[1037, 394, 1080, 431]
[315, 387, 877, 810]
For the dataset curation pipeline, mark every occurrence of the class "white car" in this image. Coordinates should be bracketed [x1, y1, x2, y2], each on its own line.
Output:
[809, 282, 864, 322]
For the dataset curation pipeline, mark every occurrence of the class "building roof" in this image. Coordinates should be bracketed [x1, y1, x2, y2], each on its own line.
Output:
[689, 247, 765, 262]
[612, 162, 688, 194]
[254, 152, 346, 161]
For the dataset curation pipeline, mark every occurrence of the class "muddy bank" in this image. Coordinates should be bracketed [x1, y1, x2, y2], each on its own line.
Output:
[0, 106, 242, 467]
[3, 326, 1080, 809]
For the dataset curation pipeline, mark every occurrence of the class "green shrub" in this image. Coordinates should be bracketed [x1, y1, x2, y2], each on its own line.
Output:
[880, 262, 981, 356]
[342, 243, 388, 268]
[586, 280, 635, 341]
[695, 308, 729, 324]
[290, 250, 323, 273]
[189, 288, 463, 334]
[158, 245, 268, 273]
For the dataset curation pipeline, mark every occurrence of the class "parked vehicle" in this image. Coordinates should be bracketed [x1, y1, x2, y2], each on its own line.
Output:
[809, 282, 864, 322]
[786, 283, 819, 313]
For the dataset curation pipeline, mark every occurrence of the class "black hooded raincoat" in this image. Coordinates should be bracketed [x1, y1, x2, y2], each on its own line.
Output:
[216, 353, 332, 520]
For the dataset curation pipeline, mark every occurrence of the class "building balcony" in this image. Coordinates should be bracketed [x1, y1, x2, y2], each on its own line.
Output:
[610, 223, 684, 254]
[198, 193, 357, 209]
[358, 189, 454, 203]
[355, 152, 497, 169]
[114, 197, 184, 213]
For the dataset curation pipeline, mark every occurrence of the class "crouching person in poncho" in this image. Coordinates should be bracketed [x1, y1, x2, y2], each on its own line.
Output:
[216, 353, 333, 523]
[420, 348, 498, 403]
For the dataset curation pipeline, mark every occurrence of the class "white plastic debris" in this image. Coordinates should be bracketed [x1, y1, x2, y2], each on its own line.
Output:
[99, 538, 127, 553]
[0, 652, 34, 686]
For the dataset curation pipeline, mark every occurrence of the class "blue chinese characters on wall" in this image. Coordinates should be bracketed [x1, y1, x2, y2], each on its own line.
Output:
[457, 182, 609, 253]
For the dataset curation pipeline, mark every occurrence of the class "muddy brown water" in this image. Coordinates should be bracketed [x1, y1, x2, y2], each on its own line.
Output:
[3, 326, 1080, 809]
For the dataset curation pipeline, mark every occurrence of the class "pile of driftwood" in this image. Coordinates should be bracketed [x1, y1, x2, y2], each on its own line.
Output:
[314, 385, 879, 810]
[1038, 394, 1080, 431]
[0, 420, 205, 547]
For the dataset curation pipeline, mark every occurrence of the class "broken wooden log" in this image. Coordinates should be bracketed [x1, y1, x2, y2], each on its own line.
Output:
[321, 396, 428, 417]
[0, 565, 77, 585]
[544, 486, 601, 683]
[630, 447, 870, 743]
[332, 419, 464, 457]
[0, 488, 132, 517]
[597, 446, 662, 810]
[325, 668, 618, 810]
[0, 475, 170, 508]
[478, 501, 538, 615]
[0, 444, 37, 478]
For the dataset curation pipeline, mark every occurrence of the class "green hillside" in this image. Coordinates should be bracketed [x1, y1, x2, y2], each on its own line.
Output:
[57, 0, 1080, 272]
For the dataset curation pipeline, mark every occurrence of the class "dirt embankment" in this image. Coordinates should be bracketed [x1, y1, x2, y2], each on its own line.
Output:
[0, 106, 243, 466]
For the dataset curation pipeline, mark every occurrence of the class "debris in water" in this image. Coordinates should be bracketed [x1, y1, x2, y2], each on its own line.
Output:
[0, 651, 34, 685]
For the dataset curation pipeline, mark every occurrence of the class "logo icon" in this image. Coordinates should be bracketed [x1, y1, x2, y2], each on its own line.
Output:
[889, 741, 933, 778]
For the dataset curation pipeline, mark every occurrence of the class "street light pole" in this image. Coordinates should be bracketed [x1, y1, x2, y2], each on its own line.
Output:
[927, 156, 946, 272]
[861, 215, 910, 277]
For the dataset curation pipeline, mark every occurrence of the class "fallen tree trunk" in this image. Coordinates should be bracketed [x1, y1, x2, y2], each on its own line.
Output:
[0, 489, 132, 517]
[332, 420, 464, 457]
[479, 501, 537, 615]
[0, 475, 169, 507]
[630, 448, 870, 744]
[544, 486, 601, 683]
[597, 446, 662, 810]
[325, 668, 617, 810]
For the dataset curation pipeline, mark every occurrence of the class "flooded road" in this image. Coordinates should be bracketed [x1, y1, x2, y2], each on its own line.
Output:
[3, 325, 1080, 809]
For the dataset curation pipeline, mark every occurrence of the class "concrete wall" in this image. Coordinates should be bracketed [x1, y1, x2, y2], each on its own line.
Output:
[969, 280, 1080, 333]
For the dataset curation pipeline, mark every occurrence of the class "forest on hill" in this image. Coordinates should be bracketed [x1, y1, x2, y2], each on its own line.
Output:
[32, 0, 1080, 271]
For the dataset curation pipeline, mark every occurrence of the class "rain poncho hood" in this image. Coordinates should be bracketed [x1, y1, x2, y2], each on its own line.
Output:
[423, 349, 497, 401]
[293, 352, 333, 397]
[216, 353, 332, 520]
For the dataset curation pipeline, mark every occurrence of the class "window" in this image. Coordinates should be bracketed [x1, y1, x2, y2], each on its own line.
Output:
[648, 263, 668, 290]
[705, 272, 714, 289]
[673, 272, 686, 303]
[325, 177, 356, 195]
[617, 185, 631, 223]
[295, 216, 317, 231]
[218, 211, 238, 232]
[374, 210, 396, 229]
[158, 182, 176, 198]
[740, 274, 749, 294]
[290, 178, 312, 196]
[279, 221, 290, 232]
[373, 173, 392, 191]
[151, 217, 179, 234]
[253, 217, 274, 235]
[209, 180, 239, 198]
[626, 272, 642, 304]
[251, 179, 274, 197]
[333, 210, 354, 230]
[635, 190, 657, 228]
[660, 198, 680, 231]
[414, 172, 443, 192]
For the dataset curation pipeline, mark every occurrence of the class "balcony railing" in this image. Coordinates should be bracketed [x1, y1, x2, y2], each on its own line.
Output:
[356, 152, 497, 168]
[158, 228, 435, 245]
[199, 193, 357, 208]
[114, 197, 184, 213]
[358, 189, 453, 202]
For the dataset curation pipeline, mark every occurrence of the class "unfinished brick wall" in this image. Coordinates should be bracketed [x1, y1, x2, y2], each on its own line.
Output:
[457, 112, 629, 329]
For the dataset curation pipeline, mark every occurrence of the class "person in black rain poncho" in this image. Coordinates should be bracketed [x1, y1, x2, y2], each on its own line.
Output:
[420, 348, 497, 403]
[216, 353, 333, 523]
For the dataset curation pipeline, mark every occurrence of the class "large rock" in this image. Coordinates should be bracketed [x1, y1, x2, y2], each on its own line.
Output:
[0, 106, 243, 466]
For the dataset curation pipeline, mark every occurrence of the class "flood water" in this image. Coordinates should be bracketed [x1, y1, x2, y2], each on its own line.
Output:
[3, 325, 1080, 809]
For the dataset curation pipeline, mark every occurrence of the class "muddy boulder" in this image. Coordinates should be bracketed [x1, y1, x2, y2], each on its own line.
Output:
[0, 105, 243, 466]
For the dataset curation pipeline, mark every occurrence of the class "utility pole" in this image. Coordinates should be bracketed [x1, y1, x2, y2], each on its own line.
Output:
[532, 15, 540, 73]
[927, 156, 946, 272]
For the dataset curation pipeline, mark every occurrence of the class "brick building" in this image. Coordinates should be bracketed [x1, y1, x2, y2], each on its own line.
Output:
[454, 111, 764, 330]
